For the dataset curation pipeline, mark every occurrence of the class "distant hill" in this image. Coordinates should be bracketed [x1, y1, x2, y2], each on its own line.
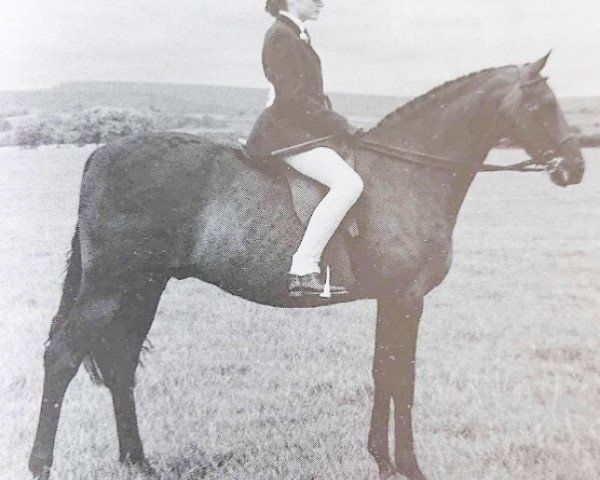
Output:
[0, 81, 411, 120]
[0, 82, 266, 116]
[1, 82, 599, 147]
[2, 80, 599, 120]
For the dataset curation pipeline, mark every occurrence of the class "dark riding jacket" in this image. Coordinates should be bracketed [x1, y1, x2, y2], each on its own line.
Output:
[245, 15, 354, 158]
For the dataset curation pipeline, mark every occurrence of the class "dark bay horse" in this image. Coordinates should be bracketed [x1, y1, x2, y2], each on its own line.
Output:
[30, 54, 585, 480]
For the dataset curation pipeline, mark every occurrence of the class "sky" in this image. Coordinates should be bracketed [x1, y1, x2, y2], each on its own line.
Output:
[1, 0, 599, 97]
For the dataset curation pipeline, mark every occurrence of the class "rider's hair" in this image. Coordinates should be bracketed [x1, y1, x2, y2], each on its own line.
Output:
[265, 0, 287, 17]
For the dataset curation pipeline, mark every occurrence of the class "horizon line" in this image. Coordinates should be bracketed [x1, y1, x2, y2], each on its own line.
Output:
[1, 80, 599, 100]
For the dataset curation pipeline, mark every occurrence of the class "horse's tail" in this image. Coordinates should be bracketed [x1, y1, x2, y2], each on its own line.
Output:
[47, 225, 82, 340]
[47, 149, 105, 385]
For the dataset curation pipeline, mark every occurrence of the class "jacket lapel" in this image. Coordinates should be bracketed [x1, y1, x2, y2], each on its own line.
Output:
[303, 37, 321, 64]
[276, 15, 321, 64]
[277, 14, 302, 36]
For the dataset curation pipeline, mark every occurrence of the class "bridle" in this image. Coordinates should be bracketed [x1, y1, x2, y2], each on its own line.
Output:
[496, 70, 576, 173]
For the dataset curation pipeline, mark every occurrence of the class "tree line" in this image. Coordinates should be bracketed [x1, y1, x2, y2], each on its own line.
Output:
[1, 107, 230, 147]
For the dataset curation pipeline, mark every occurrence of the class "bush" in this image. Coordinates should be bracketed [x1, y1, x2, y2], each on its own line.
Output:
[577, 107, 595, 114]
[11, 108, 156, 147]
[9, 108, 234, 148]
[70, 107, 155, 145]
[578, 134, 600, 147]
[0, 132, 13, 147]
[198, 114, 228, 129]
[154, 114, 199, 131]
[13, 118, 70, 147]
[0, 119, 11, 132]
[0, 108, 29, 118]
[154, 114, 229, 131]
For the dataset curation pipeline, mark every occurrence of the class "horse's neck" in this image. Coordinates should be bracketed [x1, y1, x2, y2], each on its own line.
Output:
[366, 72, 511, 163]
[360, 71, 513, 219]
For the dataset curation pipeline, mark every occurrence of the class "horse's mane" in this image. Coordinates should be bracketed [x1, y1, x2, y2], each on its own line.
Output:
[369, 64, 517, 133]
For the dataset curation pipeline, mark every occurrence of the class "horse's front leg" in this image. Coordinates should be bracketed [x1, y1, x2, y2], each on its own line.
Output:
[369, 296, 426, 480]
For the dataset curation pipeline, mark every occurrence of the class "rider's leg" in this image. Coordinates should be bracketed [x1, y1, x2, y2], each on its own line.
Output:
[285, 147, 364, 276]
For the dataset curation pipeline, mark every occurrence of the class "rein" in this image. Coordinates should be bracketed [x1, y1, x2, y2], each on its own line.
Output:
[356, 138, 551, 174]
[269, 131, 574, 175]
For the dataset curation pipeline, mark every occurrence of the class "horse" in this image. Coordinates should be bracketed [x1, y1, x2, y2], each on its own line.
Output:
[29, 53, 585, 480]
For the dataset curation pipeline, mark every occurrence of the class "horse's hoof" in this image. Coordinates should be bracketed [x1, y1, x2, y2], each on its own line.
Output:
[33, 465, 51, 480]
[123, 458, 156, 476]
[139, 462, 156, 476]
[378, 461, 396, 479]
[379, 471, 406, 480]
[395, 467, 427, 480]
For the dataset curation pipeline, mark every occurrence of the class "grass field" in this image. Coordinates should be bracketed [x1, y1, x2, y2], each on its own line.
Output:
[0, 145, 599, 480]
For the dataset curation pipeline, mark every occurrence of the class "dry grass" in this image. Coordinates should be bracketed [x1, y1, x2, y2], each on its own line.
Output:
[0, 146, 599, 479]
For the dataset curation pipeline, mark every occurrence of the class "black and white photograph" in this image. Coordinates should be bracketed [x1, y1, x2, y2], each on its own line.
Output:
[1, 1, 598, 479]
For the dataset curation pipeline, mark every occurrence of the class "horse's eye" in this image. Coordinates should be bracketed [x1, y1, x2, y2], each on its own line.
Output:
[526, 98, 553, 115]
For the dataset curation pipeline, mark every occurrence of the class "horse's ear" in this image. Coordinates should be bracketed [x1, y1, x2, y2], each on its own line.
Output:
[525, 50, 552, 77]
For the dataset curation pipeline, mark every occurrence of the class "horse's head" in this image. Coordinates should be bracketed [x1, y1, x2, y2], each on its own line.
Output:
[498, 52, 585, 186]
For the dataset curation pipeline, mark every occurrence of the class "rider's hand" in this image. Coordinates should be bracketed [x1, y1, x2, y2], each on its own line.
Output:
[342, 127, 364, 149]
[346, 125, 363, 139]
[342, 125, 365, 145]
[339, 126, 363, 156]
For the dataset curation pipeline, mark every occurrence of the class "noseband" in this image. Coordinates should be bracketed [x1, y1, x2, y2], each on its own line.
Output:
[478, 134, 574, 173]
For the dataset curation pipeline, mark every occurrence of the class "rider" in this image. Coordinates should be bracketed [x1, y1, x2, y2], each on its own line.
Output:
[246, 0, 364, 297]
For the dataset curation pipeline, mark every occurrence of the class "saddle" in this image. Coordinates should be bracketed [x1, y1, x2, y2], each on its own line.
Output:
[237, 139, 359, 293]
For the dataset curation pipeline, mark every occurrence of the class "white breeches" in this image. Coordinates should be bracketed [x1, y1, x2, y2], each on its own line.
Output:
[284, 147, 364, 276]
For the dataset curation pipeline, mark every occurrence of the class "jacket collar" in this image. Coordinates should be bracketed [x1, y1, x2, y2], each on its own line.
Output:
[277, 13, 304, 37]
[279, 11, 305, 33]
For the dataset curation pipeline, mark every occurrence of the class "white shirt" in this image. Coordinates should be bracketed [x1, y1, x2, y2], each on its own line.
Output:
[266, 11, 308, 107]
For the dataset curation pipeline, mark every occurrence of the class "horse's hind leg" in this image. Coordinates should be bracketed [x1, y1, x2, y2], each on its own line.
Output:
[90, 272, 167, 472]
[29, 327, 82, 479]
[29, 273, 127, 479]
